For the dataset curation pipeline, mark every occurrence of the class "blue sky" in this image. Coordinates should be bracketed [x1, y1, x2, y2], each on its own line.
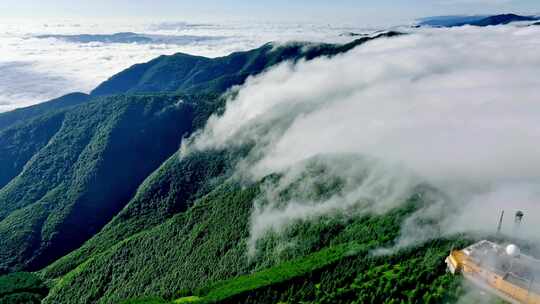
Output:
[1, 0, 539, 25]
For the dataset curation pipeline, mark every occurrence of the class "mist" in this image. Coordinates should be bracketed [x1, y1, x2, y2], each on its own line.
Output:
[0, 20, 374, 112]
[185, 24, 540, 251]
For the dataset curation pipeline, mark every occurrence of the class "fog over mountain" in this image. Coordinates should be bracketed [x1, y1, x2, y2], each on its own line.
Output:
[186, 24, 540, 250]
[0, 21, 376, 112]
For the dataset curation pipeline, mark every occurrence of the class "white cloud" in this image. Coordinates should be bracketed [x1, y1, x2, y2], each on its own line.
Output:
[0, 61, 80, 109]
[0, 20, 376, 112]
[186, 24, 540, 250]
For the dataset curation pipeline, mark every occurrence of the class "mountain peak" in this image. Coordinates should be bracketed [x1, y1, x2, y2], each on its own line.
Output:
[472, 13, 538, 26]
[418, 13, 539, 27]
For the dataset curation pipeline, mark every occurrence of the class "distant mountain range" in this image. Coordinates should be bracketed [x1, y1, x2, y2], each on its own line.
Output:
[417, 15, 489, 27]
[36, 32, 224, 45]
[417, 13, 539, 27]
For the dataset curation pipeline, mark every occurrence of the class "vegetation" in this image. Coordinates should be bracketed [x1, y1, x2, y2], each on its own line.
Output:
[120, 297, 171, 304]
[41, 147, 242, 280]
[0, 93, 220, 273]
[41, 169, 474, 304]
[0, 111, 66, 189]
[194, 242, 362, 302]
[0, 272, 48, 304]
[171, 239, 469, 304]
[0, 93, 89, 131]
[42, 181, 260, 304]
[117, 201, 474, 304]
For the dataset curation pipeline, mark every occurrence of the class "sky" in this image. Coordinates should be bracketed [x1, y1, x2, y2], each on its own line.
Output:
[1, 0, 539, 25]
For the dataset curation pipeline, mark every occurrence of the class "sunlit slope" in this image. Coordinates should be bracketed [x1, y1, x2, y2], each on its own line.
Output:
[44, 170, 470, 304]
[43, 181, 260, 304]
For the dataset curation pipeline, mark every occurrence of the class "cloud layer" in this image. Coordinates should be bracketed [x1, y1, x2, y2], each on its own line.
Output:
[186, 24, 540, 249]
[0, 20, 374, 112]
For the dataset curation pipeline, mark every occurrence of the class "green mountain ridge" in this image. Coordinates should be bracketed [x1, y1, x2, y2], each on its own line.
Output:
[0, 93, 90, 132]
[41, 164, 466, 304]
[91, 32, 401, 97]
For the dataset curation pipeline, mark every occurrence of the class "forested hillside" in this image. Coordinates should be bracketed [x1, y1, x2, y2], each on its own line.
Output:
[0, 112, 66, 189]
[0, 93, 90, 132]
[91, 32, 400, 97]
[42, 176, 470, 304]
[0, 93, 214, 273]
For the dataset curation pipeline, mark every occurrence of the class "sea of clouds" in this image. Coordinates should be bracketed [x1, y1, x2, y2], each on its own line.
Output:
[184, 23, 540, 252]
[0, 19, 375, 112]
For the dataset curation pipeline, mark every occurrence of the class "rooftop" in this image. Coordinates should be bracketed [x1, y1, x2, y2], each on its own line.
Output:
[463, 240, 540, 293]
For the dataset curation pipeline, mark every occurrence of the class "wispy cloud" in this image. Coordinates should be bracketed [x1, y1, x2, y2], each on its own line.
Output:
[186, 24, 540, 251]
[0, 20, 376, 112]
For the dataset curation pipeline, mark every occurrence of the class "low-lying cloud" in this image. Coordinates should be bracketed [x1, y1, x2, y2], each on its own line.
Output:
[186, 24, 540, 251]
[35, 32, 225, 45]
[0, 61, 78, 109]
[0, 20, 374, 112]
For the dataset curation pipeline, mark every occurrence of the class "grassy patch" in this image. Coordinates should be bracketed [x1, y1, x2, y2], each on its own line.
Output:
[190, 242, 362, 303]
[174, 296, 202, 303]
[118, 296, 169, 304]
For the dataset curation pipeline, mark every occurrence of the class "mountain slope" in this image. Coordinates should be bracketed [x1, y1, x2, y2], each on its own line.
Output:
[41, 148, 240, 279]
[0, 94, 214, 273]
[0, 93, 89, 132]
[43, 180, 260, 304]
[0, 111, 66, 189]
